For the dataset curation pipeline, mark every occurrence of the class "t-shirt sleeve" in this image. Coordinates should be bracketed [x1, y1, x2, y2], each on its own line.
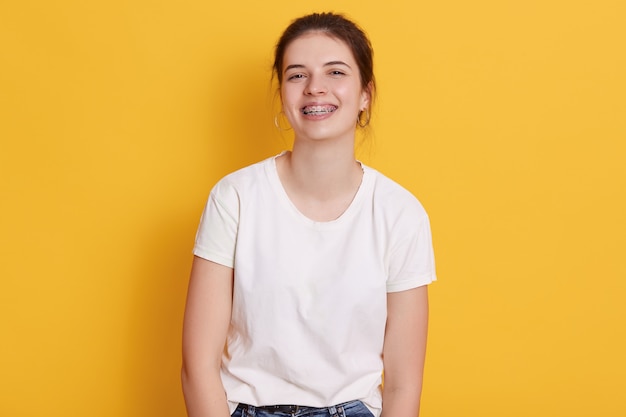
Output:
[386, 204, 437, 293]
[193, 180, 239, 268]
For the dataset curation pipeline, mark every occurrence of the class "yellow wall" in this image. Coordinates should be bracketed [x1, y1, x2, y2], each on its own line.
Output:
[1, 1, 624, 416]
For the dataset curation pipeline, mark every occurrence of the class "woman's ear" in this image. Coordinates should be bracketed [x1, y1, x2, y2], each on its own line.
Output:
[361, 81, 374, 109]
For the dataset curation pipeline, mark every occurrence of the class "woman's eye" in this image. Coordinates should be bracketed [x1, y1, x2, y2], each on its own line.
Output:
[330, 70, 345, 76]
[287, 73, 305, 81]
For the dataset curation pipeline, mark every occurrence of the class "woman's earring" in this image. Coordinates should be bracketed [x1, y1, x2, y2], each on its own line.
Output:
[357, 108, 370, 128]
[274, 111, 292, 131]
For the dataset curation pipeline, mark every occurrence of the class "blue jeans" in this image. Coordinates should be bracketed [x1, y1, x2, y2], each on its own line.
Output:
[231, 401, 374, 417]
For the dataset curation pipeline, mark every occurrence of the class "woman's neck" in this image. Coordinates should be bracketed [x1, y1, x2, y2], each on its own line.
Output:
[275, 139, 363, 221]
[285, 139, 361, 197]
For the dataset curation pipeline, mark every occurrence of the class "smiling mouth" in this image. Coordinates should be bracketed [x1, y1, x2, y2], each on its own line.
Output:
[301, 105, 338, 115]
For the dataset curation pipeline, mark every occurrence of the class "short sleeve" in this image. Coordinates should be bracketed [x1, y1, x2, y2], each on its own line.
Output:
[386, 208, 437, 293]
[193, 180, 240, 268]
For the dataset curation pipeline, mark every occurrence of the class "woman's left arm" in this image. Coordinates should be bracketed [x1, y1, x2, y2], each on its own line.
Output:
[381, 285, 429, 417]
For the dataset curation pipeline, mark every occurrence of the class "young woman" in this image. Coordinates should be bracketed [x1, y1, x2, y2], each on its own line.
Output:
[182, 12, 436, 417]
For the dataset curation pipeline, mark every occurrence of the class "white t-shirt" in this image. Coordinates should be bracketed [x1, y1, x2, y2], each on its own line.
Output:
[193, 154, 436, 416]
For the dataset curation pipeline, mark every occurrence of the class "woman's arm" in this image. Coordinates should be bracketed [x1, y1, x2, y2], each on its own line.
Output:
[182, 256, 234, 417]
[381, 285, 429, 417]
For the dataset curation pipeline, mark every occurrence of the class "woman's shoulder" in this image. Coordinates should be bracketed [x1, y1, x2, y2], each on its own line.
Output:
[211, 155, 276, 192]
[364, 165, 429, 219]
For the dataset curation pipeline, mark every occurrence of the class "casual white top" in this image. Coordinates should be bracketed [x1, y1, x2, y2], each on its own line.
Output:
[193, 154, 436, 416]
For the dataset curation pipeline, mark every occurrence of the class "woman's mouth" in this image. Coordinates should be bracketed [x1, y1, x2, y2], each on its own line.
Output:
[301, 105, 338, 115]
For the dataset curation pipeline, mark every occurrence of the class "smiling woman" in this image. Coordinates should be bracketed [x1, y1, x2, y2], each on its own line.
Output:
[181, 12, 436, 417]
[280, 33, 368, 146]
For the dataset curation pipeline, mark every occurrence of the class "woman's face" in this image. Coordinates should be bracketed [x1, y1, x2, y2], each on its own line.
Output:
[280, 32, 370, 143]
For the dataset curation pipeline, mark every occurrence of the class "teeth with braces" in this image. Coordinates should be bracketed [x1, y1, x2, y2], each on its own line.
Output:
[302, 105, 337, 115]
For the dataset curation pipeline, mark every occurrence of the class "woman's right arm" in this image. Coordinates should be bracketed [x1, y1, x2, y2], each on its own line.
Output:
[182, 256, 234, 417]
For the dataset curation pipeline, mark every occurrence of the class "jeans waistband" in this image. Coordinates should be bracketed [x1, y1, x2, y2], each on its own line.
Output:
[257, 405, 301, 414]
[239, 400, 359, 416]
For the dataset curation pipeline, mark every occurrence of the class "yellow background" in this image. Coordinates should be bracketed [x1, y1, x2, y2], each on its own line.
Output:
[1, 0, 624, 416]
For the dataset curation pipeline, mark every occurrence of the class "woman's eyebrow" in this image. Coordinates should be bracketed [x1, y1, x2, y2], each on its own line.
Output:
[284, 61, 352, 73]
[324, 60, 351, 68]
[284, 64, 305, 72]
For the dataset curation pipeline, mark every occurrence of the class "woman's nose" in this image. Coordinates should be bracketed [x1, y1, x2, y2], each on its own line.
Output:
[304, 75, 327, 95]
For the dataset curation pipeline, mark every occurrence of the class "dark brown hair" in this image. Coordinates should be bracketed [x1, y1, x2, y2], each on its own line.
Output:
[273, 12, 376, 102]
